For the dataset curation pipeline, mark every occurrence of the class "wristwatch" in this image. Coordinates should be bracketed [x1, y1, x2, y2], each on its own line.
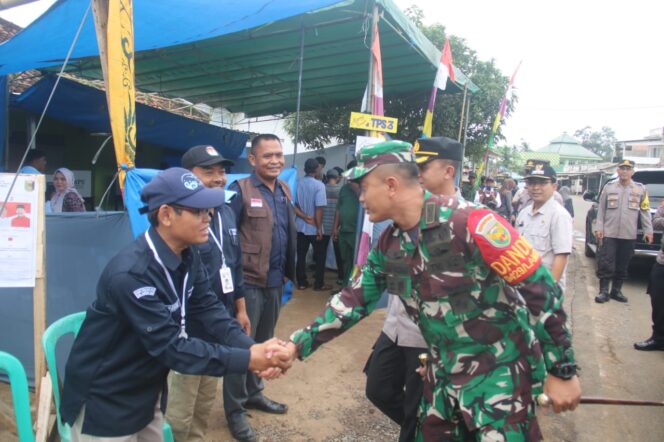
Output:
[550, 362, 578, 380]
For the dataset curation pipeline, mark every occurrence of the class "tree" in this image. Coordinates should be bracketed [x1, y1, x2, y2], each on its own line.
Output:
[573, 126, 617, 161]
[284, 5, 515, 161]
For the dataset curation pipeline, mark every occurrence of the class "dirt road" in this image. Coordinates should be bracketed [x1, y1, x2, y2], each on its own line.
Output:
[2, 196, 662, 441]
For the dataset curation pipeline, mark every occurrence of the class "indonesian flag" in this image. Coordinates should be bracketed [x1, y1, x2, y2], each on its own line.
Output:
[423, 39, 455, 137]
[433, 39, 455, 90]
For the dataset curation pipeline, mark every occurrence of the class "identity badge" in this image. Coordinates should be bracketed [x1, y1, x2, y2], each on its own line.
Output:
[250, 198, 263, 207]
[220, 266, 234, 293]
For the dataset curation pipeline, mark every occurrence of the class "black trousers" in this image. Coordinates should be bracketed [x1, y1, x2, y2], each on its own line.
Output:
[596, 237, 635, 281]
[296, 232, 329, 288]
[647, 262, 664, 341]
[365, 332, 425, 442]
[332, 237, 344, 282]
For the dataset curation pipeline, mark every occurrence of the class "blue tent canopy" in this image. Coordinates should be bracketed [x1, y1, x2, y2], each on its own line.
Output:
[0, 0, 340, 75]
[12, 76, 249, 158]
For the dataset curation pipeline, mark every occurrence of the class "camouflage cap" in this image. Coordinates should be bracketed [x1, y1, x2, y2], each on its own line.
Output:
[344, 140, 414, 181]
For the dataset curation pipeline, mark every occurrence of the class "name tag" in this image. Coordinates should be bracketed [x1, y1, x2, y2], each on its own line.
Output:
[220, 266, 234, 294]
[250, 198, 263, 208]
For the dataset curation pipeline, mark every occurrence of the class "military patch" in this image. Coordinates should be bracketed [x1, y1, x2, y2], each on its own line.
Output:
[473, 212, 511, 248]
[468, 209, 542, 285]
[641, 191, 651, 211]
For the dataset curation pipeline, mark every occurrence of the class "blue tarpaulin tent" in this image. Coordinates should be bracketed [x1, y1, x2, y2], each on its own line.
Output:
[11, 76, 249, 159]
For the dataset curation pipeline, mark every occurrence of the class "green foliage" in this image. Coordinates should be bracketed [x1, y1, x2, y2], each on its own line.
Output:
[573, 126, 617, 161]
[284, 4, 515, 159]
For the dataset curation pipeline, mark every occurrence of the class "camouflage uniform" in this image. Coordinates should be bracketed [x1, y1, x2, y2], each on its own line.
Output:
[292, 141, 575, 441]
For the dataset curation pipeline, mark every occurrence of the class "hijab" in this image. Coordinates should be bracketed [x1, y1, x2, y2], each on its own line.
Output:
[559, 186, 572, 201]
[50, 168, 85, 212]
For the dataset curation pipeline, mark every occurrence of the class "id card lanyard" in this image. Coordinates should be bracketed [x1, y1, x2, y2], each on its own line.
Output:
[208, 212, 234, 294]
[145, 232, 189, 339]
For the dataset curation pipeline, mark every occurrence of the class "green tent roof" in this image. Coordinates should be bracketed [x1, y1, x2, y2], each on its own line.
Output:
[536, 133, 601, 160]
[65, 0, 478, 117]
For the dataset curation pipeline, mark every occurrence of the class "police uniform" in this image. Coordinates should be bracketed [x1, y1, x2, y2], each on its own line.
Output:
[291, 141, 575, 441]
[634, 204, 664, 351]
[60, 168, 255, 439]
[595, 159, 653, 303]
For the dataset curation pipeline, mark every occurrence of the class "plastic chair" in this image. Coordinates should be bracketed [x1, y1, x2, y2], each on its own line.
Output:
[42, 311, 174, 442]
[0, 351, 35, 442]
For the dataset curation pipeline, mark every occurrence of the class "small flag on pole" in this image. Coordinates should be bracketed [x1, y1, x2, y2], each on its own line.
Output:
[422, 39, 455, 137]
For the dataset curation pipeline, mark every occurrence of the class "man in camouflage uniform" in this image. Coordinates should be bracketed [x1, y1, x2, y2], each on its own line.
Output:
[285, 140, 581, 441]
[594, 159, 653, 303]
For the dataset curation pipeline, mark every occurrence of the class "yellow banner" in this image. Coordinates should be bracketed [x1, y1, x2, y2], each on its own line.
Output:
[94, 0, 136, 191]
[349, 112, 398, 134]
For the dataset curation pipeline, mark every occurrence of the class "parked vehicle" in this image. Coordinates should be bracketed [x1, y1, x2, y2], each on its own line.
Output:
[583, 168, 664, 258]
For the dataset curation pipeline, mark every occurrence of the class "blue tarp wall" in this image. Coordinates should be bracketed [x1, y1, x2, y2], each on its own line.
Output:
[10, 77, 250, 160]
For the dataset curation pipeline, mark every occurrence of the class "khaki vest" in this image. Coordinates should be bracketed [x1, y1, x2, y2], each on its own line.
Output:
[236, 177, 296, 287]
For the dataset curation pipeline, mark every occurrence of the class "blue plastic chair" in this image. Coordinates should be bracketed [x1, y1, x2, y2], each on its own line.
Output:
[0, 351, 35, 442]
[42, 311, 174, 441]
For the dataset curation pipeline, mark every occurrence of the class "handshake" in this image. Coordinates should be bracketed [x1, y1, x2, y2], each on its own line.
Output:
[248, 338, 298, 380]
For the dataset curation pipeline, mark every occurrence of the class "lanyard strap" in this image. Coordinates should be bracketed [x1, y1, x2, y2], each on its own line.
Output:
[208, 212, 226, 267]
[144, 232, 189, 339]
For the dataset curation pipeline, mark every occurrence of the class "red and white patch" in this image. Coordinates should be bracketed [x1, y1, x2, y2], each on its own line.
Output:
[468, 209, 541, 284]
[250, 198, 263, 208]
[206, 146, 219, 156]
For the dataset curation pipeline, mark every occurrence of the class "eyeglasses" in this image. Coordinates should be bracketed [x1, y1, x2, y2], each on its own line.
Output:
[170, 205, 211, 219]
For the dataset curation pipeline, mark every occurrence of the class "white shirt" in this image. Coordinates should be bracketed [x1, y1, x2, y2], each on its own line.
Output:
[516, 196, 573, 288]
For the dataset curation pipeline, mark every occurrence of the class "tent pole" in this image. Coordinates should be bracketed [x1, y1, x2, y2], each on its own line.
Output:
[457, 84, 468, 141]
[292, 22, 305, 167]
[461, 96, 471, 154]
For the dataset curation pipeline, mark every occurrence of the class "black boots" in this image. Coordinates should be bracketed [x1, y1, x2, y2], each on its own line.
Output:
[609, 280, 628, 303]
[595, 279, 611, 303]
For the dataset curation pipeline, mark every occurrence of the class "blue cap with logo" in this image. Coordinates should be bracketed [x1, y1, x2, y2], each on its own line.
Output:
[140, 167, 226, 213]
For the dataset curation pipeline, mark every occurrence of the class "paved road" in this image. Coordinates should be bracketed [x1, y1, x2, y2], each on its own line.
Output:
[539, 196, 664, 442]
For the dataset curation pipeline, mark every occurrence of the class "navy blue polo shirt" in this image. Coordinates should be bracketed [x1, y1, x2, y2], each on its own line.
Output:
[228, 174, 289, 288]
[60, 228, 254, 437]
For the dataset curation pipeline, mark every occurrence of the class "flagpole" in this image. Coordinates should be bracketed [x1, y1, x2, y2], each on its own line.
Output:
[457, 84, 468, 141]
[292, 21, 306, 167]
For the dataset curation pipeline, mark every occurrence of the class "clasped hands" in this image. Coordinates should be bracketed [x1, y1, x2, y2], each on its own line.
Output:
[248, 338, 296, 380]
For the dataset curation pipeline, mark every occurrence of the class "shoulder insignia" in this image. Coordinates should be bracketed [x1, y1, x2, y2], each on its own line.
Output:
[468, 209, 541, 285]
[425, 201, 437, 225]
[133, 286, 156, 299]
[641, 191, 651, 211]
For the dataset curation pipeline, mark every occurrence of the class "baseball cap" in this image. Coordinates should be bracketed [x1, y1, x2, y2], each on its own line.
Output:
[413, 136, 463, 164]
[181, 145, 234, 169]
[468, 171, 477, 178]
[140, 167, 226, 213]
[617, 159, 635, 168]
[525, 163, 557, 181]
[345, 140, 414, 181]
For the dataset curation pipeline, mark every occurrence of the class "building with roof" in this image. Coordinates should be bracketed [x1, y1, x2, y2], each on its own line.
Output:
[615, 128, 663, 168]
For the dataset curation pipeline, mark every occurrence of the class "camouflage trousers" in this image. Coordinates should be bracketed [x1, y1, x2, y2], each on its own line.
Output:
[415, 403, 541, 441]
[416, 359, 543, 442]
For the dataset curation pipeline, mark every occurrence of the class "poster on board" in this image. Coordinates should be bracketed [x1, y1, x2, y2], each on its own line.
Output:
[0, 173, 40, 287]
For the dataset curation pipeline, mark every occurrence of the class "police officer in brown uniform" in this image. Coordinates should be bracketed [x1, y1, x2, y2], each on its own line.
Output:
[595, 159, 653, 303]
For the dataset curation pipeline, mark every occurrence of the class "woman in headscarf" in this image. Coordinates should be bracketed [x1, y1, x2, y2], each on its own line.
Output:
[559, 185, 574, 218]
[51, 168, 85, 212]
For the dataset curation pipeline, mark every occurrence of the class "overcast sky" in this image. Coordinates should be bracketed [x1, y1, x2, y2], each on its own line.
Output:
[3, 0, 663, 149]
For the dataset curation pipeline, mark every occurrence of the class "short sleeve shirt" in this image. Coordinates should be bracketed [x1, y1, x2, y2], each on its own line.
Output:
[296, 176, 327, 235]
[516, 196, 573, 288]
